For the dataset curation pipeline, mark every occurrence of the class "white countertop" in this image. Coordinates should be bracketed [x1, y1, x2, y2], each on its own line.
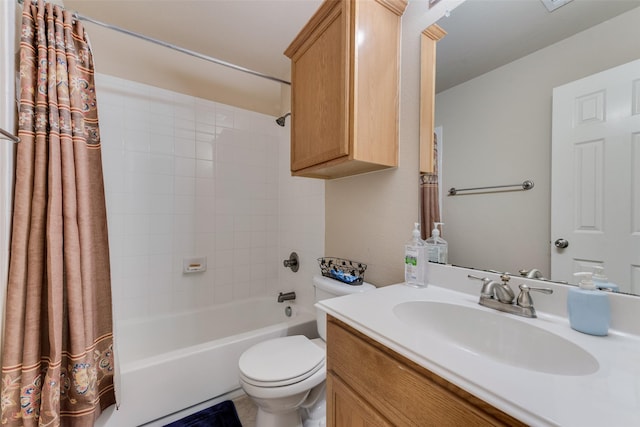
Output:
[317, 282, 640, 427]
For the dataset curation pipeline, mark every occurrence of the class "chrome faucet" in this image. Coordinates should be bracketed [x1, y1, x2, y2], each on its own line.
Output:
[519, 268, 546, 280]
[468, 274, 552, 318]
[277, 291, 296, 303]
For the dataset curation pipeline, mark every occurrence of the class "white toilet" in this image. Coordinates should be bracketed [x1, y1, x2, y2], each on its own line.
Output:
[238, 275, 376, 427]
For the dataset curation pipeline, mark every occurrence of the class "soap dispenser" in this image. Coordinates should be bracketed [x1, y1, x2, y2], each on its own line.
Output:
[567, 272, 610, 336]
[592, 266, 619, 293]
[404, 223, 427, 288]
[425, 222, 448, 264]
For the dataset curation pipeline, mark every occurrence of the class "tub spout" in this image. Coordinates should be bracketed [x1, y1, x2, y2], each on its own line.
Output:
[277, 291, 296, 303]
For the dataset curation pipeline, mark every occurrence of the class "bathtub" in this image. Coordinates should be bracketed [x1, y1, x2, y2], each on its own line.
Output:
[96, 297, 317, 427]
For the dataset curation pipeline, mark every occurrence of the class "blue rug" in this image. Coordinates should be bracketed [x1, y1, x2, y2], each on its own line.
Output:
[164, 400, 242, 427]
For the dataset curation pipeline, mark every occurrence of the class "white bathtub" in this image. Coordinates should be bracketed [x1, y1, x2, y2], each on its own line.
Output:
[97, 297, 317, 427]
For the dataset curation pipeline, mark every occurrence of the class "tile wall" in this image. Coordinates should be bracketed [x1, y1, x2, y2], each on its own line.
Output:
[96, 74, 324, 322]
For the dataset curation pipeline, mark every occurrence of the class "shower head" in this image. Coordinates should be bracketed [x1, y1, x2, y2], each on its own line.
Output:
[276, 112, 291, 127]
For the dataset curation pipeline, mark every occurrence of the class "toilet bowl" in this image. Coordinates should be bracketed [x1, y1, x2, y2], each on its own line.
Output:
[238, 275, 376, 427]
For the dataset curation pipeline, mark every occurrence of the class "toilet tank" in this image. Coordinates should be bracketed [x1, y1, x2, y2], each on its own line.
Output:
[313, 275, 376, 340]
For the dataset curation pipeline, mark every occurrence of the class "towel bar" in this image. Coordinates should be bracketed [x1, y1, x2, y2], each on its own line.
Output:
[448, 180, 534, 196]
[0, 127, 19, 143]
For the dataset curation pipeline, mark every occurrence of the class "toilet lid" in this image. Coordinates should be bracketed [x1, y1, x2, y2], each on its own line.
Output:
[239, 335, 325, 387]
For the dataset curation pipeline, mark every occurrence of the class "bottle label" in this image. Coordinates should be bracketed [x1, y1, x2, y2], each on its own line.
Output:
[405, 247, 419, 280]
[427, 246, 438, 263]
[427, 245, 447, 264]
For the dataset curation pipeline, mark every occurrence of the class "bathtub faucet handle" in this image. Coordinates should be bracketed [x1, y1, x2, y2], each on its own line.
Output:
[283, 252, 299, 272]
[277, 291, 296, 303]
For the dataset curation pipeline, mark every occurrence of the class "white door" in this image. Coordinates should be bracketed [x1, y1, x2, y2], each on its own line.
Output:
[551, 58, 640, 294]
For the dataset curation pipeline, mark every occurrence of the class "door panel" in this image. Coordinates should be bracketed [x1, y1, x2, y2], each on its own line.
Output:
[552, 58, 640, 293]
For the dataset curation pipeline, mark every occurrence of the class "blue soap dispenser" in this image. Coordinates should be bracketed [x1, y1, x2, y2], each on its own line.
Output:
[567, 272, 610, 336]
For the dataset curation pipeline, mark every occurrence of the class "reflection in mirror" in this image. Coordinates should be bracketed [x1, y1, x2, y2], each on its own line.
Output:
[420, 25, 446, 241]
[430, 0, 640, 295]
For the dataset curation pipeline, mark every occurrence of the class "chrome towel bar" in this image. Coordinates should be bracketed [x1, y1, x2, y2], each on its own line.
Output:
[0, 127, 19, 143]
[448, 180, 534, 196]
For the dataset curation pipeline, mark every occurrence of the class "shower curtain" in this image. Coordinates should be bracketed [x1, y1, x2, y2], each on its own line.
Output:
[1, 1, 116, 425]
[420, 131, 440, 240]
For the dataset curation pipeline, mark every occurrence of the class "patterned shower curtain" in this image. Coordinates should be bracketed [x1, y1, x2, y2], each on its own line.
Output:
[1, 1, 116, 425]
[420, 132, 440, 240]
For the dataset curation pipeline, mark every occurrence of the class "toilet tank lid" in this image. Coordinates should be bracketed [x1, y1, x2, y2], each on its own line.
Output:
[313, 275, 376, 295]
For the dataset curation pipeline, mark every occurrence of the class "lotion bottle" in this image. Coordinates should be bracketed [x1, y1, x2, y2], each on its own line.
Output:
[567, 272, 610, 336]
[425, 222, 448, 264]
[404, 223, 427, 288]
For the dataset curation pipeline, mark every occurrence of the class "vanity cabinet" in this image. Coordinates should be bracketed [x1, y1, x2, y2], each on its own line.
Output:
[326, 316, 526, 426]
[284, 0, 407, 179]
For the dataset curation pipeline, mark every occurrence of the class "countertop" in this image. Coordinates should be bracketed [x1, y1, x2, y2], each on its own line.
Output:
[317, 282, 640, 427]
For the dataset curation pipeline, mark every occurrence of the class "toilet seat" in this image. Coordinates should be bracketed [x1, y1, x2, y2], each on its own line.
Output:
[239, 335, 325, 388]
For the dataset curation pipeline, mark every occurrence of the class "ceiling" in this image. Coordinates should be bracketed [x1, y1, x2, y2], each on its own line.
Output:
[65, 0, 323, 83]
[63, 0, 324, 115]
[61, 0, 640, 112]
[435, 0, 640, 93]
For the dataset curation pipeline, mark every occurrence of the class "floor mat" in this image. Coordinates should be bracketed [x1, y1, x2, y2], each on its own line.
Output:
[164, 400, 242, 427]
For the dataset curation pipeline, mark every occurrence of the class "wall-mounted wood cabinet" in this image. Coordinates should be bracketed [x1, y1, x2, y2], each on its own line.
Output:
[326, 316, 527, 426]
[284, 0, 407, 179]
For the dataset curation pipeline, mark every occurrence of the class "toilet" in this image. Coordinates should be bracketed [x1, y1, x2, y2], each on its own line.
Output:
[238, 275, 376, 427]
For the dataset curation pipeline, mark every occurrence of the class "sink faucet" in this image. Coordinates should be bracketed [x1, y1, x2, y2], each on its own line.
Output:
[277, 291, 296, 303]
[519, 268, 546, 280]
[476, 274, 515, 303]
[468, 274, 552, 318]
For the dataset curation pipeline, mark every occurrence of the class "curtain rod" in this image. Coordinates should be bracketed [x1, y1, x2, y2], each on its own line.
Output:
[16, 0, 291, 86]
[75, 13, 291, 86]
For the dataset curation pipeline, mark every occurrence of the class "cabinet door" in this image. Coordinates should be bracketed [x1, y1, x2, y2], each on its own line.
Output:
[352, 0, 401, 167]
[327, 317, 526, 427]
[327, 372, 392, 427]
[289, 2, 349, 172]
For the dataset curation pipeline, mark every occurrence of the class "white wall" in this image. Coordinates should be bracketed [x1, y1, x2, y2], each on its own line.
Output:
[277, 143, 326, 309]
[436, 6, 640, 277]
[325, 0, 458, 286]
[96, 74, 323, 321]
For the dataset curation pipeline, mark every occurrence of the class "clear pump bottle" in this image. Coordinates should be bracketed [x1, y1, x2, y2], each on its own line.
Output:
[425, 222, 448, 264]
[404, 223, 427, 288]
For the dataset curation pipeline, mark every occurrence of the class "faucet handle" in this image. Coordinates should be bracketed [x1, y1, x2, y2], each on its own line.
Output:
[468, 274, 494, 298]
[283, 252, 299, 272]
[517, 284, 553, 308]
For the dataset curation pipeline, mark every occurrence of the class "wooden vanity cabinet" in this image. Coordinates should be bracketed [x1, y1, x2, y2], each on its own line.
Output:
[284, 0, 407, 179]
[326, 316, 527, 427]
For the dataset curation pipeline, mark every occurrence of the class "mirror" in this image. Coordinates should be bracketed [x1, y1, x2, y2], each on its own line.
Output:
[426, 0, 640, 295]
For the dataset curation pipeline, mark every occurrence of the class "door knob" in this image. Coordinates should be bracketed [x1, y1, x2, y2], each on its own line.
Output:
[554, 238, 569, 249]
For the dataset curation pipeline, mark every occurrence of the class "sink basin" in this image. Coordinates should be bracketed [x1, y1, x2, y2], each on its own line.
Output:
[393, 301, 599, 376]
